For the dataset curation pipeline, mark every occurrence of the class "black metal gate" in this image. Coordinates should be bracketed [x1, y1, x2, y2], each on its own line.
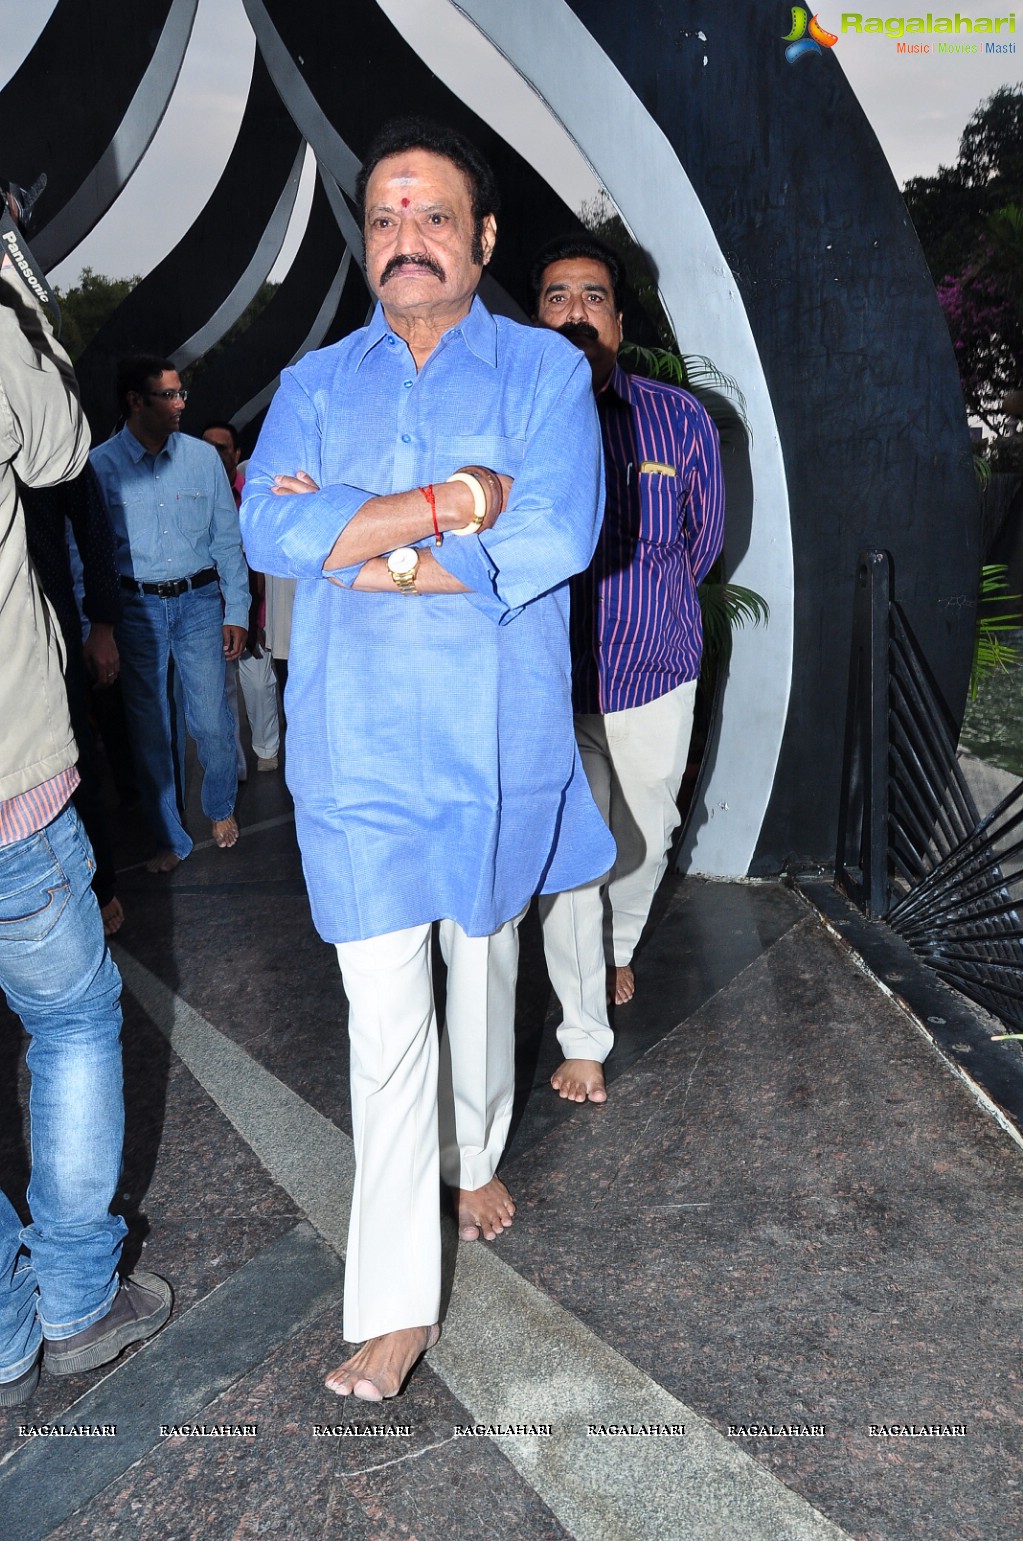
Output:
[836, 550, 1023, 1032]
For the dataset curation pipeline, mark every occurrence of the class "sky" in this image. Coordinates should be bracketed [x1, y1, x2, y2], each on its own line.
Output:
[0, 0, 1020, 288]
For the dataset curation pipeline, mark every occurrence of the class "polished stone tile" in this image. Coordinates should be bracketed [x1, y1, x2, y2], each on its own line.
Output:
[46, 1304, 568, 1541]
[496, 917, 1023, 1540]
[0, 1000, 299, 1448]
[6, 733, 1022, 1541]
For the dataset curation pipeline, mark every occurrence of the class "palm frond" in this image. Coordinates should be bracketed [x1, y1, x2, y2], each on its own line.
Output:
[970, 562, 1022, 698]
[698, 580, 770, 662]
[620, 342, 751, 439]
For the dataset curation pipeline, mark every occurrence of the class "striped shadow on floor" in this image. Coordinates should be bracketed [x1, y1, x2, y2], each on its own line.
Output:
[105, 948, 849, 1540]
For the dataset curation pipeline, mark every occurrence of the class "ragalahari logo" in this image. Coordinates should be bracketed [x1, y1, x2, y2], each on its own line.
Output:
[782, 8, 839, 59]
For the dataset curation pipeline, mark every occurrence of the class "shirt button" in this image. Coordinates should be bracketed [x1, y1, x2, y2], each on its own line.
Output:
[403, 380, 413, 389]
[401, 434, 411, 444]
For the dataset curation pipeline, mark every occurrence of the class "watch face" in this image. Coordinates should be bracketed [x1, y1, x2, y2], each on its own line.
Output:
[388, 547, 418, 575]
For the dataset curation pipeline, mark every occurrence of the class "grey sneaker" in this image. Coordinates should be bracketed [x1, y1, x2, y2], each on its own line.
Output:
[0, 1353, 40, 1407]
[44, 1271, 173, 1376]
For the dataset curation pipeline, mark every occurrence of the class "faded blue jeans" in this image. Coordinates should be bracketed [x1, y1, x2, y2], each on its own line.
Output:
[117, 580, 237, 859]
[0, 805, 126, 1380]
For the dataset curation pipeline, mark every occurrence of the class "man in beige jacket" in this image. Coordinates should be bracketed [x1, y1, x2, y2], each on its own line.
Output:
[0, 234, 171, 1408]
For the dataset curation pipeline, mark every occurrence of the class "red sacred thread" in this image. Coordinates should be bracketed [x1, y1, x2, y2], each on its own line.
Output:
[421, 484, 441, 544]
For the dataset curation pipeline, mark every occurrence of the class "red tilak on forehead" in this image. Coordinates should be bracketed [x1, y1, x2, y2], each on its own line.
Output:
[401, 197, 410, 208]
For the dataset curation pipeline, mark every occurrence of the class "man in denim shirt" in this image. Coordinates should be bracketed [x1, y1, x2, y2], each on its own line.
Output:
[91, 359, 250, 871]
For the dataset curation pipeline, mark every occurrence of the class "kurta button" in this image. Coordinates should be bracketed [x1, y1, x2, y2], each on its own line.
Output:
[401, 434, 411, 443]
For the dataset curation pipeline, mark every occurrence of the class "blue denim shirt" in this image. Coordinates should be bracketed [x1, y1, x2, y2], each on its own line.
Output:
[241, 297, 615, 942]
[90, 427, 250, 627]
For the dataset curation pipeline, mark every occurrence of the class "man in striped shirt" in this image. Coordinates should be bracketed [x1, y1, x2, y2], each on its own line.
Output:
[533, 234, 725, 1100]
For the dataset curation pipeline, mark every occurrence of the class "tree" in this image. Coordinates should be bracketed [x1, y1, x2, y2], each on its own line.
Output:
[957, 85, 1023, 195]
[904, 85, 1023, 283]
[901, 167, 984, 288]
[936, 263, 1022, 426]
[903, 85, 1023, 426]
[183, 279, 279, 385]
[53, 267, 140, 361]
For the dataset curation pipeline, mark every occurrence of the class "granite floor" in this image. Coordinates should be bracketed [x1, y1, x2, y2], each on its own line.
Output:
[1, 738, 1022, 1540]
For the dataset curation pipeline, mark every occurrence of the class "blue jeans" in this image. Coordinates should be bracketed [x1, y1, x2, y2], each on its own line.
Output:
[0, 806, 126, 1379]
[117, 582, 237, 858]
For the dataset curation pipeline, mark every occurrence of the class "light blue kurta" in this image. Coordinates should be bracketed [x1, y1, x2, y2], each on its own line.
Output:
[241, 297, 615, 942]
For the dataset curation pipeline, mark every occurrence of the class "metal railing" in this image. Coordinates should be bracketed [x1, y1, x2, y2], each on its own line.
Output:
[836, 549, 1023, 1031]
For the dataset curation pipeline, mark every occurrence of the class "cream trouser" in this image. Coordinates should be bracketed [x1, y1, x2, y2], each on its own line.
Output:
[227, 651, 281, 769]
[542, 679, 697, 1050]
[334, 912, 521, 1341]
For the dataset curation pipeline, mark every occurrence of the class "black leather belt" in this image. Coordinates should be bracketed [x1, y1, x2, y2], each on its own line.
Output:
[120, 567, 218, 599]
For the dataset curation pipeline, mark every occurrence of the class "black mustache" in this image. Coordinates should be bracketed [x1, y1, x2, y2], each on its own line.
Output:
[380, 253, 445, 284]
[557, 321, 600, 343]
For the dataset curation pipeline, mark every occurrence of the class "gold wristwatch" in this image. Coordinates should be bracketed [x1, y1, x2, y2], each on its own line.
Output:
[386, 546, 420, 594]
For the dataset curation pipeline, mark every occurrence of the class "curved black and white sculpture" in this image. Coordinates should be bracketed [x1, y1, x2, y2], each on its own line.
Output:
[0, 0, 978, 876]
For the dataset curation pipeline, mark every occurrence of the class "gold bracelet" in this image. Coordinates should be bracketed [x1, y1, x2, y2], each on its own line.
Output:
[446, 471, 487, 536]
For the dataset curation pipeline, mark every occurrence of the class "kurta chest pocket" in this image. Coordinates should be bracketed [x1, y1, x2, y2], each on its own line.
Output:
[437, 434, 524, 479]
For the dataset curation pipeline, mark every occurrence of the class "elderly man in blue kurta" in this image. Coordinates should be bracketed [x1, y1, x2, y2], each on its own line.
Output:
[241, 119, 614, 1402]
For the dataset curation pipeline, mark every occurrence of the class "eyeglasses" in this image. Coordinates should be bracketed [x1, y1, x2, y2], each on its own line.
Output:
[146, 388, 188, 402]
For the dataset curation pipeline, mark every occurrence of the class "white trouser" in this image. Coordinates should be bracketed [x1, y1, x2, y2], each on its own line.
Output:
[237, 649, 281, 759]
[335, 912, 522, 1341]
[538, 880, 613, 1063]
[542, 680, 697, 1044]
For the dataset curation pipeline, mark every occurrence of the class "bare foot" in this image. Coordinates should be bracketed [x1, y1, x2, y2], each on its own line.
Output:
[551, 1058, 607, 1103]
[456, 1175, 515, 1241]
[146, 849, 181, 875]
[607, 964, 635, 1007]
[212, 815, 238, 849]
[324, 1324, 439, 1401]
[100, 897, 124, 937]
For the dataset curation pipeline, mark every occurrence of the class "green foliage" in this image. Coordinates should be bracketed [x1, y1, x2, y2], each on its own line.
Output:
[981, 202, 1023, 316]
[957, 84, 1023, 194]
[49, 270, 280, 372]
[971, 562, 1022, 699]
[698, 563, 770, 667]
[989, 433, 1023, 472]
[904, 85, 1023, 284]
[53, 267, 140, 361]
[902, 167, 985, 288]
[904, 87, 1023, 426]
[184, 280, 280, 384]
[576, 195, 768, 664]
[619, 341, 751, 442]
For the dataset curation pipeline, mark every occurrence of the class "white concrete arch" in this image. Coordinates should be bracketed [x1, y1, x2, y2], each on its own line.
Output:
[425, 0, 795, 876]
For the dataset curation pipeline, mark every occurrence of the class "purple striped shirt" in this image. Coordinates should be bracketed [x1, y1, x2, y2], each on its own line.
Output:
[571, 364, 725, 715]
[0, 767, 80, 847]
